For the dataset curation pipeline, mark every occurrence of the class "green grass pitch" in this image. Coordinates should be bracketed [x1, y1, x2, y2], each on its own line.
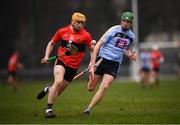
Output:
[0, 79, 180, 124]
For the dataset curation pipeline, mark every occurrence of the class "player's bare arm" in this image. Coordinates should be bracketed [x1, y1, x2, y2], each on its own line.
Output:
[89, 39, 103, 78]
[41, 40, 55, 64]
[88, 43, 95, 67]
[125, 48, 137, 61]
[17, 62, 24, 69]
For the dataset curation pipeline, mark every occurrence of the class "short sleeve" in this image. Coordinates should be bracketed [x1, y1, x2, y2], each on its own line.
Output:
[101, 26, 116, 43]
[51, 29, 63, 44]
[86, 32, 92, 48]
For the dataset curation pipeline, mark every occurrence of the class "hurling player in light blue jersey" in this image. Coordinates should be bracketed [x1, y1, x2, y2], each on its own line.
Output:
[83, 12, 137, 116]
[139, 49, 152, 88]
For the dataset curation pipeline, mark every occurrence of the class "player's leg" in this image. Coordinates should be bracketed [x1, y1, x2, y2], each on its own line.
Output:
[37, 70, 69, 100]
[7, 71, 17, 92]
[87, 74, 102, 91]
[45, 64, 77, 118]
[45, 65, 65, 118]
[37, 59, 67, 100]
[87, 57, 103, 91]
[12, 76, 17, 92]
[36, 84, 51, 100]
[140, 70, 146, 88]
[56, 65, 77, 96]
[145, 71, 151, 87]
[46, 81, 69, 117]
[154, 68, 160, 85]
[150, 69, 156, 82]
[7, 75, 13, 84]
[150, 68, 159, 86]
[83, 74, 114, 115]
[7, 71, 15, 84]
[83, 58, 118, 116]
[140, 68, 150, 88]
[44, 80, 69, 118]
[88, 74, 114, 108]
[56, 80, 69, 96]
[38, 80, 69, 98]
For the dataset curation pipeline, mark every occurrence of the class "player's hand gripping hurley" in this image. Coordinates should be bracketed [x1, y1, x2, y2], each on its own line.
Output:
[73, 57, 103, 80]
[41, 40, 97, 64]
[41, 41, 78, 64]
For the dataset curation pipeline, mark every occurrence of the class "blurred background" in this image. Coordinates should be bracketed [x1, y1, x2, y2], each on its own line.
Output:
[0, 0, 180, 81]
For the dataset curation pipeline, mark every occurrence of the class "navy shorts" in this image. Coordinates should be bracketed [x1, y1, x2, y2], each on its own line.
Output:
[95, 57, 119, 78]
[56, 60, 77, 82]
[153, 67, 160, 73]
[141, 67, 150, 72]
[8, 71, 16, 77]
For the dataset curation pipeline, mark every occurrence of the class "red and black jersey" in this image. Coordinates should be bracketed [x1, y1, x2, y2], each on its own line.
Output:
[8, 54, 18, 72]
[151, 50, 163, 68]
[51, 25, 92, 69]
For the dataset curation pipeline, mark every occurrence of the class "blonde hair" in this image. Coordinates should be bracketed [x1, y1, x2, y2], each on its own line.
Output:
[72, 12, 86, 22]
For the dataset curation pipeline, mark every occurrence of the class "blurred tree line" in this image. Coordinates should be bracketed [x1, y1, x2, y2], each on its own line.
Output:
[0, 0, 180, 69]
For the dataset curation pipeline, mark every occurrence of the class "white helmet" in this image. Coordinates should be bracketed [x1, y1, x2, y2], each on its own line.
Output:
[152, 44, 159, 50]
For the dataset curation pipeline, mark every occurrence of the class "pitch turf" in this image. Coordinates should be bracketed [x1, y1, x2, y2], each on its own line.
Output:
[0, 79, 180, 124]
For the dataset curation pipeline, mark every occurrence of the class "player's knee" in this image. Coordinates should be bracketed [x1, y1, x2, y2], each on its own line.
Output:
[87, 85, 95, 92]
[102, 85, 109, 91]
[87, 87, 94, 92]
[54, 78, 63, 86]
[53, 82, 60, 88]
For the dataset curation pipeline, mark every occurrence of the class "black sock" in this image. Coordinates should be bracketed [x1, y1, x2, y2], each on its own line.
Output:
[46, 103, 53, 110]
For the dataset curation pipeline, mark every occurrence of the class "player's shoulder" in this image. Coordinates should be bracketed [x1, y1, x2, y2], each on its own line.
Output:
[108, 25, 121, 31]
[57, 26, 70, 32]
[128, 30, 135, 39]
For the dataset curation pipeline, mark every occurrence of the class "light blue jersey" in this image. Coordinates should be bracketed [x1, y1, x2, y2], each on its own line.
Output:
[140, 51, 151, 69]
[99, 25, 135, 64]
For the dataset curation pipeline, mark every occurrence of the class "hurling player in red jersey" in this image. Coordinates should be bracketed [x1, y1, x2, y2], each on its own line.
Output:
[150, 45, 164, 86]
[7, 51, 23, 92]
[36, 12, 94, 118]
